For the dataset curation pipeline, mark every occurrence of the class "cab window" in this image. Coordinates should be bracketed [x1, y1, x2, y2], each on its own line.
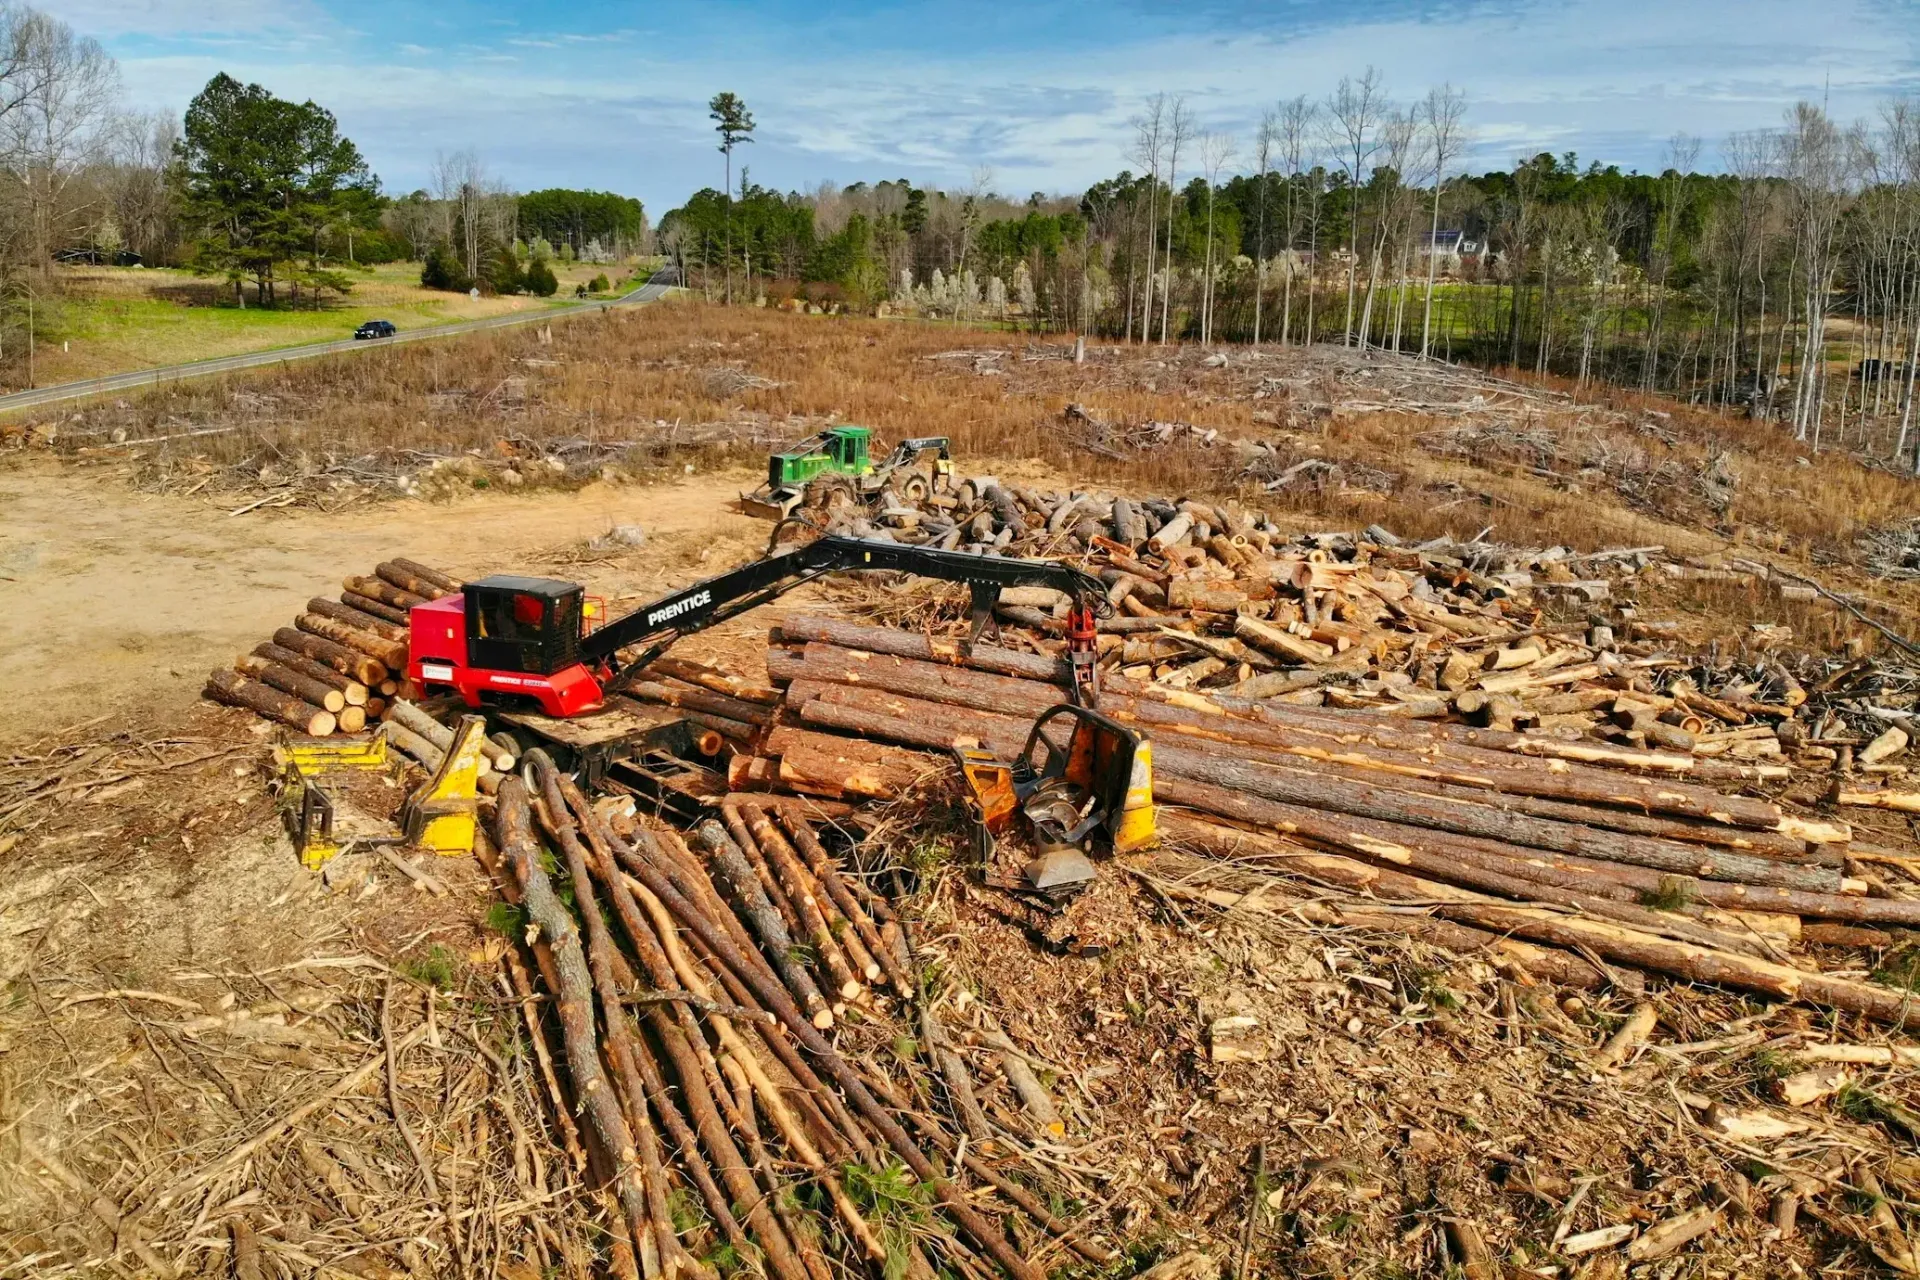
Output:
[477, 592, 549, 641]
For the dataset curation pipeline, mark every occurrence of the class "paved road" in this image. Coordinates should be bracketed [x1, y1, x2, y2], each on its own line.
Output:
[0, 267, 680, 415]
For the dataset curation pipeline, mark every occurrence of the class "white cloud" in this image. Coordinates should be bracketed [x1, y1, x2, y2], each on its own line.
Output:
[83, 0, 1920, 211]
[45, 0, 327, 39]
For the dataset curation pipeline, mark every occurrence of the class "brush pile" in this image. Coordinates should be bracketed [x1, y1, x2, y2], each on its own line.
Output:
[482, 754, 1109, 1278]
[201, 558, 455, 735]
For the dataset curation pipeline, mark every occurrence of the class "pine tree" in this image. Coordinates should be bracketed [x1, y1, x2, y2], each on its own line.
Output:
[176, 73, 376, 306]
[524, 257, 559, 297]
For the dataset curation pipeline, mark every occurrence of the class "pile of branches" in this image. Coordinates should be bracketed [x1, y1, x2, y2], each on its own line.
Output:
[483, 754, 1110, 1278]
[9, 958, 582, 1279]
[1060, 402, 1219, 460]
[1416, 421, 1739, 520]
[1857, 517, 1920, 581]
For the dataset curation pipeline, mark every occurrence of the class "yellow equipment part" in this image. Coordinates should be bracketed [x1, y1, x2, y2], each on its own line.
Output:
[276, 719, 486, 867]
[399, 717, 489, 856]
[952, 743, 1018, 835]
[278, 735, 391, 869]
[1110, 739, 1157, 855]
[283, 734, 389, 774]
[948, 704, 1158, 874]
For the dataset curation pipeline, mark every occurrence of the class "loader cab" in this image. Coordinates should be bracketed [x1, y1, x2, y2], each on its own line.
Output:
[464, 575, 585, 676]
[765, 425, 874, 490]
[822, 425, 872, 474]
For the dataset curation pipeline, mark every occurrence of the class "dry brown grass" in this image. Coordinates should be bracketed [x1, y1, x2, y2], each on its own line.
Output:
[19, 297, 1920, 583]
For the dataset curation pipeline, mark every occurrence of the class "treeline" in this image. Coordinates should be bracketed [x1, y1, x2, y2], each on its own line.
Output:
[666, 78, 1920, 469]
[658, 175, 1086, 310]
[0, 2, 651, 365]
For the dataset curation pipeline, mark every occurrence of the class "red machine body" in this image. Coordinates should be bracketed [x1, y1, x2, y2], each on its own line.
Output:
[407, 591, 607, 719]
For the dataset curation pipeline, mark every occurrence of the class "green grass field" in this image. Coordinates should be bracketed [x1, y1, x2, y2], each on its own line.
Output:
[26, 259, 657, 385]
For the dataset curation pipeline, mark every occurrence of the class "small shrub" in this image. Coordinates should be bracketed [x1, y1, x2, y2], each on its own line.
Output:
[525, 258, 559, 297]
[401, 942, 457, 991]
[588, 272, 610, 293]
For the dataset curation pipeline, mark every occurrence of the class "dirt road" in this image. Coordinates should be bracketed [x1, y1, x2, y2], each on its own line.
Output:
[0, 457, 769, 740]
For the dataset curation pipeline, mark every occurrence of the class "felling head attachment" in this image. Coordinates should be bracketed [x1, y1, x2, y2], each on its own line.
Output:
[949, 702, 1157, 902]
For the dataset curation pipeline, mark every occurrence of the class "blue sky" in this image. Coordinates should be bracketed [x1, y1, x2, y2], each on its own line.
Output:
[48, 0, 1920, 218]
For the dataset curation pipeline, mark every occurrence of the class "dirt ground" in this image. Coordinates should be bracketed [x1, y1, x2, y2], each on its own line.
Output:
[0, 457, 776, 741]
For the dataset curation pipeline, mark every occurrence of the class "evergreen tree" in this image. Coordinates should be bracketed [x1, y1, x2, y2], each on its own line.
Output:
[175, 73, 377, 306]
[487, 244, 524, 294]
[709, 92, 755, 301]
[524, 257, 558, 297]
[420, 241, 470, 291]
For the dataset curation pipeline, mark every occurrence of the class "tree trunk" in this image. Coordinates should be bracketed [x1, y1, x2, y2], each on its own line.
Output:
[769, 634, 1802, 832]
[491, 779, 660, 1264]
[622, 681, 773, 727]
[342, 592, 411, 627]
[272, 626, 386, 686]
[614, 823, 1045, 1280]
[375, 561, 453, 599]
[690, 819, 835, 1029]
[343, 575, 428, 612]
[254, 642, 368, 705]
[206, 669, 336, 735]
[235, 655, 346, 714]
[296, 613, 409, 670]
[306, 597, 410, 643]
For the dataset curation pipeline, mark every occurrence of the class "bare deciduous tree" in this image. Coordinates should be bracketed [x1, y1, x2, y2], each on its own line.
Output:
[0, 8, 117, 276]
[1356, 106, 1412, 350]
[1276, 95, 1316, 347]
[1419, 85, 1467, 359]
[1159, 96, 1193, 344]
[1129, 94, 1167, 344]
[1199, 130, 1234, 346]
[1252, 108, 1274, 347]
[1780, 102, 1854, 443]
[1327, 67, 1385, 347]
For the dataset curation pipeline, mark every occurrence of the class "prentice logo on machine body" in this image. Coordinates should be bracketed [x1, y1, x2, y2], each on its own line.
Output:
[647, 590, 713, 627]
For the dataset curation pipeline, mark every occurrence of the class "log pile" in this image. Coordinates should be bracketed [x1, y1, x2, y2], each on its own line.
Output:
[716, 612, 1920, 1029]
[817, 475, 1640, 719]
[809, 474, 1920, 810]
[202, 559, 457, 736]
[482, 754, 1107, 1279]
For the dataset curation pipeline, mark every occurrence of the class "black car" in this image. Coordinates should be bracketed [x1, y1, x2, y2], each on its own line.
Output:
[354, 319, 396, 340]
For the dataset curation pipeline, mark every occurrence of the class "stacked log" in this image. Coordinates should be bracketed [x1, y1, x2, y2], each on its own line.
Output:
[203, 559, 459, 736]
[204, 668, 336, 736]
[482, 755, 1104, 1278]
[723, 615, 1920, 1028]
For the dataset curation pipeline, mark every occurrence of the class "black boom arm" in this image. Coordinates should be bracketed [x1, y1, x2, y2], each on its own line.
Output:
[580, 534, 1106, 686]
[887, 436, 950, 459]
